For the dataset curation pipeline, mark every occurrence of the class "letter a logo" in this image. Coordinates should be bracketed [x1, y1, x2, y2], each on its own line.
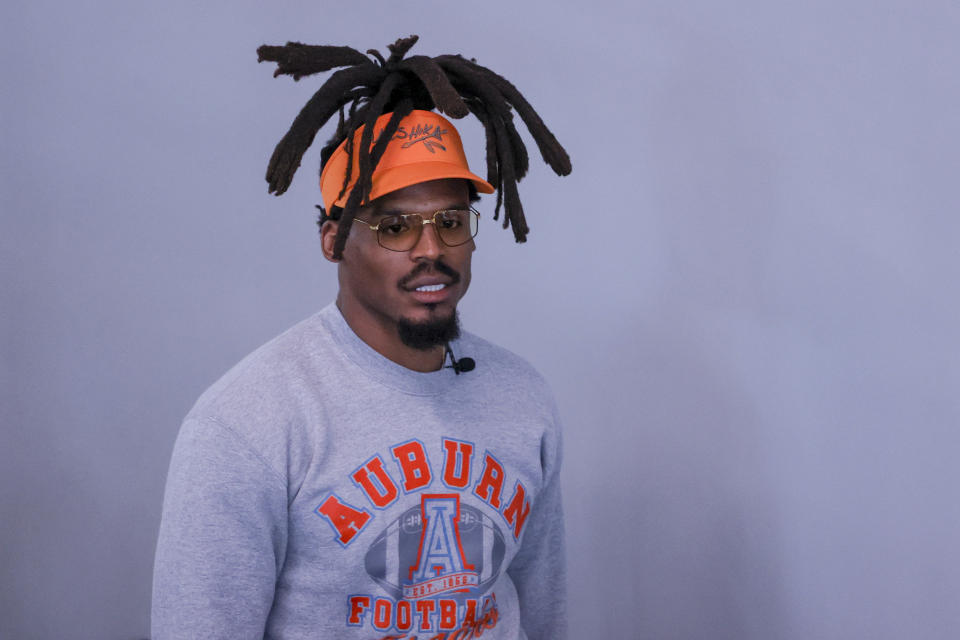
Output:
[404, 494, 479, 599]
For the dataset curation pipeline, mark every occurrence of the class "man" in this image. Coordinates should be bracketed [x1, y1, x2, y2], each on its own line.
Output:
[152, 36, 570, 639]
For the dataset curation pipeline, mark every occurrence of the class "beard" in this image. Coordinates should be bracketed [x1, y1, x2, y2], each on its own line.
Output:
[397, 309, 461, 350]
[395, 259, 463, 350]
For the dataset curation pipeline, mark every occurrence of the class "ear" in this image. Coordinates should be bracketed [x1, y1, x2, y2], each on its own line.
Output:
[320, 221, 341, 262]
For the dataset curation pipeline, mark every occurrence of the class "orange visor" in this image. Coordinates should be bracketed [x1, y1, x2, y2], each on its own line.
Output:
[319, 110, 494, 212]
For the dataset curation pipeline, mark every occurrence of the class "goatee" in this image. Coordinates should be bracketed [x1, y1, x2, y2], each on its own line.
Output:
[397, 310, 461, 350]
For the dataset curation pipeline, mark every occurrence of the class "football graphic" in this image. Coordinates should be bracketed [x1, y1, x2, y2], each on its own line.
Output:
[364, 498, 506, 601]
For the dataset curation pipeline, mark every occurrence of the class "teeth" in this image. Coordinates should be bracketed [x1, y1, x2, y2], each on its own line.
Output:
[416, 284, 446, 292]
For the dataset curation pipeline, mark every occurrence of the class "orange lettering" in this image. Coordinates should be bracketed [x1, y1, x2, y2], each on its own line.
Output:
[372, 598, 392, 631]
[442, 438, 473, 488]
[316, 494, 371, 546]
[347, 595, 370, 625]
[392, 440, 433, 492]
[502, 482, 532, 539]
[351, 456, 399, 508]
[473, 453, 504, 509]
[416, 598, 436, 631]
[439, 599, 458, 630]
[396, 599, 412, 631]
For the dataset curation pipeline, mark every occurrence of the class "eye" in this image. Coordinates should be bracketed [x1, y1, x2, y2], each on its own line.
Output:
[436, 210, 466, 229]
[378, 215, 414, 236]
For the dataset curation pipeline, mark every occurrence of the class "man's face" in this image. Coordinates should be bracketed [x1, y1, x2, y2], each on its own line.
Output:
[325, 178, 474, 350]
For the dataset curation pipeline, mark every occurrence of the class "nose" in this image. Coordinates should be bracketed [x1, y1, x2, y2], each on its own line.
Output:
[409, 218, 444, 261]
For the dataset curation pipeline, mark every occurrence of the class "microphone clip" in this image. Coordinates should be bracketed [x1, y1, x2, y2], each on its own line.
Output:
[445, 343, 476, 375]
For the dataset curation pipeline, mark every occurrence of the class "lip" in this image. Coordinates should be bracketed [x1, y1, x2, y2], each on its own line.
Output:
[403, 277, 455, 305]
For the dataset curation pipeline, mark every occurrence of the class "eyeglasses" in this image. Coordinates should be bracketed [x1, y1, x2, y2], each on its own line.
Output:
[352, 208, 480, 252]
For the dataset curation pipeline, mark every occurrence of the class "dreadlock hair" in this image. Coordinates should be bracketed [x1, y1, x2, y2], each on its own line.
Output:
[257, 34, 571, 259]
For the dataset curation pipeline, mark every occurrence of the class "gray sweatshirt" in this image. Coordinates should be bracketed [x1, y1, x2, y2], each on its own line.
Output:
[152, 303, 566, 639]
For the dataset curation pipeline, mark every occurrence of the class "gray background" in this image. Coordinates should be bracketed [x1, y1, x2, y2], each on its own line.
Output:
[2, 1, 958, 638]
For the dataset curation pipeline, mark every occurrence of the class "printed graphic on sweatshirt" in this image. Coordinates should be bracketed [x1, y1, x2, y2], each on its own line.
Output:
[365, 494, 505, 600]
[315, 437, 533, 635]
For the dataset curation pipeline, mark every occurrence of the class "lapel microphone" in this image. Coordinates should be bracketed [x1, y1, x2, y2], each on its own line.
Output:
[445, 343, 476, 375]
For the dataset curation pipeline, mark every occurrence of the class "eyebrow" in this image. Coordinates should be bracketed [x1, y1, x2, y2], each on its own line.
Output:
[371, 203, 470, 218]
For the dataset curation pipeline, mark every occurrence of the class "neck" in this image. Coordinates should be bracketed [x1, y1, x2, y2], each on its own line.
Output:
[335, 296, 447, 373]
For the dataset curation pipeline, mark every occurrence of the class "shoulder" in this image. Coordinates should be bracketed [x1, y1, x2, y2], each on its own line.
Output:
[184, 311, 339, 433]
[177, 310, 347, 482]
[457, 331, 564, 475]
[455, 330, 558, 412]
[459, 329, 546, 376]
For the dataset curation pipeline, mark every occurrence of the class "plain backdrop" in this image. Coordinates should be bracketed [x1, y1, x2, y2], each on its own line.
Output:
[2, 1, 959, 638]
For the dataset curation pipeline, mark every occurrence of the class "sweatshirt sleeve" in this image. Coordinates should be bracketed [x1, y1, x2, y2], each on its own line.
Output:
[506, 409, 567, 639]
[152, 417, 288, 640]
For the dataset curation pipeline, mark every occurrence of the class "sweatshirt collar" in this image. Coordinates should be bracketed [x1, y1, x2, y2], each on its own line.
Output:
[318, 302, 461, 396]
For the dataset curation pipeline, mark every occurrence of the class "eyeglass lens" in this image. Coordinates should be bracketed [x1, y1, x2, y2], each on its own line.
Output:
[377, 210, 478, 251]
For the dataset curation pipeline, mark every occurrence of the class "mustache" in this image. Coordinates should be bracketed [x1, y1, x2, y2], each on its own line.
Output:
[397, 260, 461, 290]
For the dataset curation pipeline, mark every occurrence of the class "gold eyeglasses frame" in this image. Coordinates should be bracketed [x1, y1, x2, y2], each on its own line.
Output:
[351, 207, 480, 252]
